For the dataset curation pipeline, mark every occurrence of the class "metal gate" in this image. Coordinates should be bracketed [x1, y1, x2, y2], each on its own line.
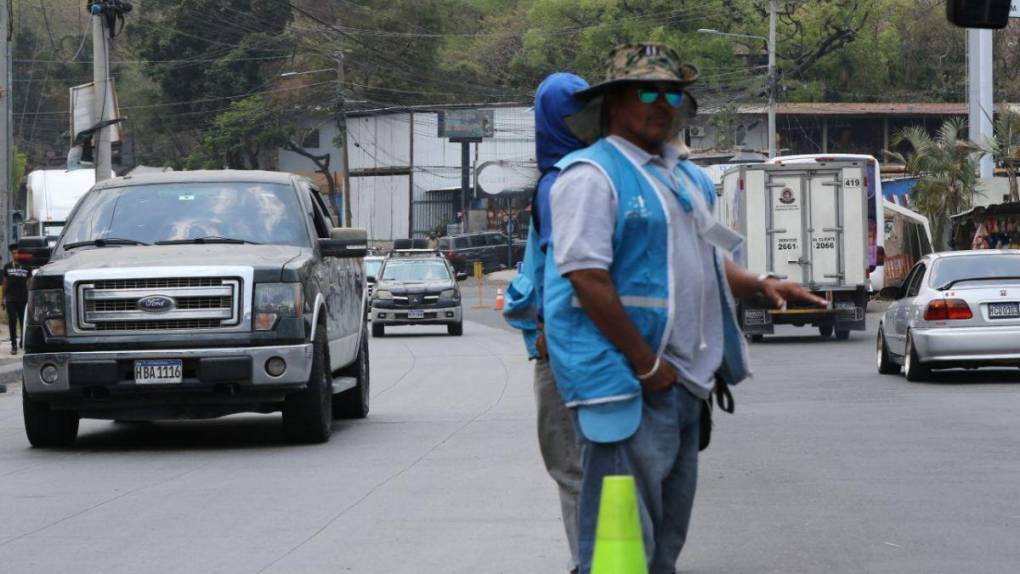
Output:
[412, 196, 457, 239]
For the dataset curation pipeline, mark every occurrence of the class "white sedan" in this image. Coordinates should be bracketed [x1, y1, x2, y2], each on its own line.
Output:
[877, 250, 1020, 380]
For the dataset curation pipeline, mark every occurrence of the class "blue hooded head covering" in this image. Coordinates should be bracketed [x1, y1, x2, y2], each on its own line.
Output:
[535, 73, 589, 175]
[533, 73, 589, 245]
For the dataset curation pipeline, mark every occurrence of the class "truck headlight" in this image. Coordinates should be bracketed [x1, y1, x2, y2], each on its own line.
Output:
[30, 289, 66, 336]
[374, 290, 393, 300]
[254, 283, 303, 331]
[440, 289, 458, 300]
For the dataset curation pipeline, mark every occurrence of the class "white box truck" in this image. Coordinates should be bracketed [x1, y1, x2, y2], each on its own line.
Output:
[23, 169, 96, 243]
[720, 159, 870, 340]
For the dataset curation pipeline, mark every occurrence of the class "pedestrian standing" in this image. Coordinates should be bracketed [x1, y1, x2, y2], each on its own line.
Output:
[543, 43, 826, 574]
[503, 72, 590, 574]
[3, 243, 30, 354]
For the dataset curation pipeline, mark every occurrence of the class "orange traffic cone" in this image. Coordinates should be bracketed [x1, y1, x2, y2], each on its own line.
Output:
[494, 288, 505, 311]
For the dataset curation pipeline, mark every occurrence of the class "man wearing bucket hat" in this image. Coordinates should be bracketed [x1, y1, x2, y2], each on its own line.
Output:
[543, 43, 824, 573]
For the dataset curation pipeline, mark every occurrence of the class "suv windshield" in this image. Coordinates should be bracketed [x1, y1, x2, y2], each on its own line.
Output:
[59, 182, 311, 248]
[382, 260, 451, 282]
[931, 254, 1020, 288]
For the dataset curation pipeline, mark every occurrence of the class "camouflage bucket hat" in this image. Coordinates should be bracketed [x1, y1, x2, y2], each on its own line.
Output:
[565, 43, 699, 144]
[573, 42, 699, 101]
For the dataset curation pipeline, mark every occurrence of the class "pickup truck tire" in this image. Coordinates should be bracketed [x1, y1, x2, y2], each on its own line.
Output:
[335, 325, 370, 419]
[447, 321, 463, 336]
[23, 391, 79, 448]
[819, 325, 834, 338]
[282, 325, 332, 443]
[372, 322, 385, 338]
[835, 329, 851, 341]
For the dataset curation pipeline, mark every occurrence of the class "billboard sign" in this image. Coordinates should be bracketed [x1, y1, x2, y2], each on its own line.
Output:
[438, 109, 494, 142]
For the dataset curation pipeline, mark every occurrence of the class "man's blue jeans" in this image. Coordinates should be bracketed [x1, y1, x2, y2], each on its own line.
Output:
[576, 386, 702, 574]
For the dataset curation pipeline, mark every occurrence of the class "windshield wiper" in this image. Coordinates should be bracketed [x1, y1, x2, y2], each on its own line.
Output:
[63, 238, 149, 250]
[937, 276, 1020, 291]
[155, 236, 260, 246]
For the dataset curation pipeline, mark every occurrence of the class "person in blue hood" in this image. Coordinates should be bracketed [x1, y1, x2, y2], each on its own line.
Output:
[502, 71, 589, 573]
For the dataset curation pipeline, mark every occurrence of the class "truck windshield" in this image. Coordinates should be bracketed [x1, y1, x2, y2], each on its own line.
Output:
[59, 182, 311, 248]
[382, 260, 450, 282]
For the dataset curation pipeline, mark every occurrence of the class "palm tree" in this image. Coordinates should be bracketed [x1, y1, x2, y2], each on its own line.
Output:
[984, 106, 1020, 203]
[885, 118, 985, 251]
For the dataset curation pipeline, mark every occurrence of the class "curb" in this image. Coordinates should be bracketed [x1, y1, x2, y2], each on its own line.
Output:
[0, 360, 22, 393]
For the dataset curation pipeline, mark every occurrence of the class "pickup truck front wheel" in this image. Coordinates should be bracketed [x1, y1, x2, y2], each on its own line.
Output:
[282, 325, 332, 443]
[335, 325, 370, 419]
[23, 391, 79, 448]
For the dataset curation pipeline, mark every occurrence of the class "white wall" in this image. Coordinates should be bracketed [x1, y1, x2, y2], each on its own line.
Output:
[277, 118, 344, 175]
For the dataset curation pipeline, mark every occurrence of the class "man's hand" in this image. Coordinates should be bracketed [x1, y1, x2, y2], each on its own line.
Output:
[759, 277, 828, 309]
[535, 326, 549, 361]
[638, 359, 677, 392]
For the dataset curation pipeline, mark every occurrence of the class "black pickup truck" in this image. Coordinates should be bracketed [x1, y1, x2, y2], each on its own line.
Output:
[20, 170, 370, 446]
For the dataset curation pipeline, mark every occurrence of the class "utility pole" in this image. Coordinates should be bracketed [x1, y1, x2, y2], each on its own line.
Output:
[91, 2, 113, 182]
[967, 28, 994, 179]
[767, 0, 778, 159]
[336, 51, 352, 227]
[1, 0, 10, 260]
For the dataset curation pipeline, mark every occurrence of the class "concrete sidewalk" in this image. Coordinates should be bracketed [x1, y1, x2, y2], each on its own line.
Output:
[0, 332, 22, 393]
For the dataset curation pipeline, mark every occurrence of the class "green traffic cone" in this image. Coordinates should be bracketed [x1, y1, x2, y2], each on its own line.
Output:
[591, 475, 648, 574]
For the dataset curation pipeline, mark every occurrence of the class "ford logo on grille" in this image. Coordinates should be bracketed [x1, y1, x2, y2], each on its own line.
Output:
[137, 295, 176, 313]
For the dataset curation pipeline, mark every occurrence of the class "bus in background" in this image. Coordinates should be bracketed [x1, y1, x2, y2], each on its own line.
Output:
[768, 154, 886, 291]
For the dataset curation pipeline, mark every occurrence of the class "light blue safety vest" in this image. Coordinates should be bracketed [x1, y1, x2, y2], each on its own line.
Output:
[543, 138, 750, 438]
[503, 221, 544, 359]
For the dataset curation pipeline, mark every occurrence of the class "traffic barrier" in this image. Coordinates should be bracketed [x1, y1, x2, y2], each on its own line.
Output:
[494, 288, 505, 311]
[591, 475, 647, 574]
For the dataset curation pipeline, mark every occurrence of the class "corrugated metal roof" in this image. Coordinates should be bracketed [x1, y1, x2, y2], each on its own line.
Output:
[733, 103, 973, 116]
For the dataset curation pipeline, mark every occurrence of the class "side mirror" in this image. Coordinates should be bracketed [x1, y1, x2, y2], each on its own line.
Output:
[456, 272, 468, 281]
[16, 236, 52, 268]
[320, 228, 368, 258]
[878, 286, 903, 301]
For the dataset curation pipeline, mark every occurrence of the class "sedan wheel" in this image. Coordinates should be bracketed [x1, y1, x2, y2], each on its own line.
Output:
[903, 332, 931, 382]
[876, 328, 899, 375]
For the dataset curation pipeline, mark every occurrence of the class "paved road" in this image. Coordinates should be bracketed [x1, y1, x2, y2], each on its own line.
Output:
[2, 311, 1019, 573]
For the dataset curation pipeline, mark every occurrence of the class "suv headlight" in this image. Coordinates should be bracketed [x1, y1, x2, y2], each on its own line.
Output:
[30, 289, 66, 336]
[440, 289, 458, 300]
[254, 283, 304, 331]
[374, 290, 393, 300]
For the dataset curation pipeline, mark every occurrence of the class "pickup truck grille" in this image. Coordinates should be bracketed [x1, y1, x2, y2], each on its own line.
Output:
[77, 277, 241, 333]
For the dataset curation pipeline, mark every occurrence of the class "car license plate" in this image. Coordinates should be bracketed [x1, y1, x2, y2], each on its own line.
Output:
[407, 309, 425, 320]
[134, 359, 183, 384]
[988, 302, 1020, 319]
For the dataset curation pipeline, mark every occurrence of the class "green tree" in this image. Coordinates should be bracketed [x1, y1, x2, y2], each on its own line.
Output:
[887, 119, 985, 250]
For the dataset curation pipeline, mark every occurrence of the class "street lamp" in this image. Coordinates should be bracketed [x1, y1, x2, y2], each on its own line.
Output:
[698, 2, 778, 158]
[279, 68, 335, 78]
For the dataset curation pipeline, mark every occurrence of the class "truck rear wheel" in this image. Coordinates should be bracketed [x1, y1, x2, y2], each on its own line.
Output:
[819, 325, 833, 338]
[283, 325, 332, 443]
[335, 325, 370, 419]
[23, 391, 79, 448]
